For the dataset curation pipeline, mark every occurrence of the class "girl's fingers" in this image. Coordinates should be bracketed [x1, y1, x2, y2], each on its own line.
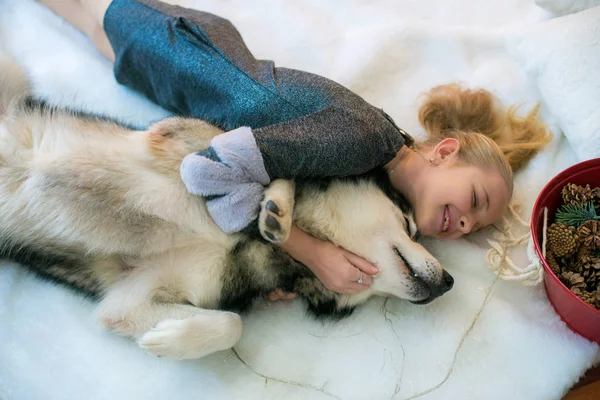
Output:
[344, 251, 379, 276]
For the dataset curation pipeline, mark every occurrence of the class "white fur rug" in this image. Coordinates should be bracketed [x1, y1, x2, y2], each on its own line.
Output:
[0, 1, 598, 399]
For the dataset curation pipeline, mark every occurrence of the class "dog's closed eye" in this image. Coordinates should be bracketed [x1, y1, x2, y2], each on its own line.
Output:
[402, 215, 420, 241]
[394, 246, 420, 279]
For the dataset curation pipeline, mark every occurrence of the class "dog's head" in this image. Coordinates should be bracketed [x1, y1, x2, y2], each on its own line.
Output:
[302, 179, 453, 307]
[368, 208, 453, 304]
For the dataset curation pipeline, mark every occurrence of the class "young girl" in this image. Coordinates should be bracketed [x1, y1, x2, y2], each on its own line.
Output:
[38, 0, 551, 297]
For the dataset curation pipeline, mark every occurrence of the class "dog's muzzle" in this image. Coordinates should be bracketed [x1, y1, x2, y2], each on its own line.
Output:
[410, 270, 454, 305]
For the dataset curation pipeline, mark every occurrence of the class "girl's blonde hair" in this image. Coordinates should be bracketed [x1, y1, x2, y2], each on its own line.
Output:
[417, 84, 552, 194]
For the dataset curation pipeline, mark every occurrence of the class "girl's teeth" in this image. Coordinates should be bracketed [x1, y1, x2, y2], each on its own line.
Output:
[443, 216, 449, 231]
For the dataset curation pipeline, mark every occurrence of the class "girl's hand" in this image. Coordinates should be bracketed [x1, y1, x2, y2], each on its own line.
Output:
[278, 226, 379, 295]
[305, 240, 378, 294]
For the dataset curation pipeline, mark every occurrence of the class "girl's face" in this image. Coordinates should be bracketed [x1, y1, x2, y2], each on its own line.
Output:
[411, 141, 511, 240]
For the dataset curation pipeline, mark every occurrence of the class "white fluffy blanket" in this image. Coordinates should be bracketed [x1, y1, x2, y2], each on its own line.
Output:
[0, 1, 598, 399]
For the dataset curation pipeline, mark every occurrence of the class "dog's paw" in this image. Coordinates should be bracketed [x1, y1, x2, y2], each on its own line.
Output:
[258, 180, 295, 244]
[259, 197, 292, 244]
[138, 313, 242, 360]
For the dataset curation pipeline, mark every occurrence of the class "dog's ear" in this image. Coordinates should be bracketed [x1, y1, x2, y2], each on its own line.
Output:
[369, 167, 414, 213]
[393, 191, 412, 214]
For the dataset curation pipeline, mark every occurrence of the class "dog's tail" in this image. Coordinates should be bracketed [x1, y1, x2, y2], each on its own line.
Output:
[0, 52, 30, 116]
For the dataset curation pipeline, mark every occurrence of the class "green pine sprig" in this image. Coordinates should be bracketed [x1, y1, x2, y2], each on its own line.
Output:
[555, 202, 600, 228]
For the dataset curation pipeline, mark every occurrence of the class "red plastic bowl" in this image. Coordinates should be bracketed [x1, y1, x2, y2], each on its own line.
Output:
[531, 158, 600, 344]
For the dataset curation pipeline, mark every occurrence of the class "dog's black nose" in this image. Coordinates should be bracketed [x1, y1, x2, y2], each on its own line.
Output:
[410, 270, 454, 305]
[442, 270, 454, 292]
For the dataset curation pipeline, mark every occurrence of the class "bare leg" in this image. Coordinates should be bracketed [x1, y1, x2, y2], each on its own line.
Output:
[78, 0, 112, 26]
[38, 0, 202, 62]
[37, 0, 115, 61]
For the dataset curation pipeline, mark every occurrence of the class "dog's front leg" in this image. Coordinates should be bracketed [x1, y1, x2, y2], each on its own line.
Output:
[97, 268, 242, 360]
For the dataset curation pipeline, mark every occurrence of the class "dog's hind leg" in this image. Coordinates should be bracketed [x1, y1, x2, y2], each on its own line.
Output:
[145, 116, 223, 174]
[258, 179, 295, 243]
[97, 269, 242, 360]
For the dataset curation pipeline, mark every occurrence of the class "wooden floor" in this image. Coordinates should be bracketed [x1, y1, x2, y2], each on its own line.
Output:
[564, 365, 600, 399]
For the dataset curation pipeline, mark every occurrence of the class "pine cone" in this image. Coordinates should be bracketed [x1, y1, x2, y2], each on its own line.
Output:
[584, 289, 600, 309]
[594, 188, 600, 209]
[561, 271, 586, 290]
[547, 222, 580, 258]
[576, 255, 600, 290]
[571, 287, 585, 296]
[578, 220, 600, 249]
[544, 251, 562, 276]
[578, 290, 597, 306]
[588, 272, 600, 291]
[575, 255, 600, 270]
[576, 244, 592, 259]
[561, 183, 596, 207]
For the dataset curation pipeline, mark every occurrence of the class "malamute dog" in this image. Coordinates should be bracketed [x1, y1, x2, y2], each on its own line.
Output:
[0, 55, 453, 359]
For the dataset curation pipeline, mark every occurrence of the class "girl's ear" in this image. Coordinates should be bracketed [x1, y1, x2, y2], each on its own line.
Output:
[434, 138, 460, 161]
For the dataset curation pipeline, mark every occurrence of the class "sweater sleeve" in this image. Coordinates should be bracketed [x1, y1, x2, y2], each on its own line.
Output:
[179, 105, 409, 233]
